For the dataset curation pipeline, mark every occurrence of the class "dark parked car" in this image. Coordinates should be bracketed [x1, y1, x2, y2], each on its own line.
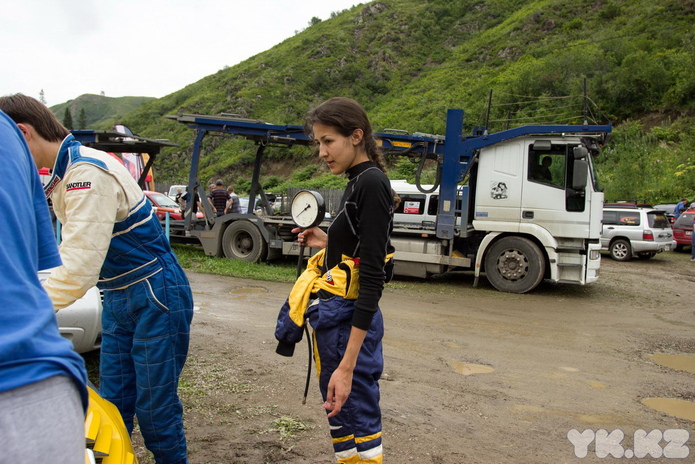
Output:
[672, 208, 695, 251]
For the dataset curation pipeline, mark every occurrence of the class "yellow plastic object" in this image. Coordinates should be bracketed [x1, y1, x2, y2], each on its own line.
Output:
[84, 386, 138, 464]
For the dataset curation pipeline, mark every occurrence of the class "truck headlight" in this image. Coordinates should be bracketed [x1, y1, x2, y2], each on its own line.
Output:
[590, 250, 600, 260]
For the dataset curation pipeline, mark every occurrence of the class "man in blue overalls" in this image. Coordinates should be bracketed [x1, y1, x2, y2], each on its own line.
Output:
[1, 94, 194, 464]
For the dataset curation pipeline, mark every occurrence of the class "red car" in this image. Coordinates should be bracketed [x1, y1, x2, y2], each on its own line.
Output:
[144, 190, 185, 220]
[672, 208, 695, 251]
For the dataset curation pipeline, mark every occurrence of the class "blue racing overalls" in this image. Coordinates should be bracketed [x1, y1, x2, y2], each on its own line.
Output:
[49, 137, 194, 464]
[97, 203, 193, 464]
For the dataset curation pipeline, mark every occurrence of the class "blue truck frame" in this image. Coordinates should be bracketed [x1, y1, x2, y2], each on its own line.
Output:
[168, 110, 611, 241]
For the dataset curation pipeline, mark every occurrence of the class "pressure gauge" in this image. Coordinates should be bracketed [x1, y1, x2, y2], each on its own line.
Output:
[291, 190, 325, 229]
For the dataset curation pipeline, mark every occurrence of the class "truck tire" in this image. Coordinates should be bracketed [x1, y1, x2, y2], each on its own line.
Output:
[484, 237, 545, 293]
[609, 239, 632, 261]
[222, 221, 268, 263]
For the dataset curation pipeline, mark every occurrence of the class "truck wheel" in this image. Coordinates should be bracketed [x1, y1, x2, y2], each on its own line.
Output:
[484, 237, 545, 293]
[222, 221, 268, 263]
[609, 239, 632, 261]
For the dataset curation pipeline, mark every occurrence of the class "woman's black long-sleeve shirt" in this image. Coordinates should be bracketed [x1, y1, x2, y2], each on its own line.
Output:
[323, 161, 395, 330]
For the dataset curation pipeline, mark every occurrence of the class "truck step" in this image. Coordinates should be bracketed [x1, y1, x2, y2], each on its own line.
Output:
[557, 263, 582, 268]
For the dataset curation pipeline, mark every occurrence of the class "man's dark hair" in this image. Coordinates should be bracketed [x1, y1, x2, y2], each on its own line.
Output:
[0, 93, 69, 142]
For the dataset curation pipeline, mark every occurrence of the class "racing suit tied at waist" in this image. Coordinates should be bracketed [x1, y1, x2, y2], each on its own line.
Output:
[274, 248, 393, 357]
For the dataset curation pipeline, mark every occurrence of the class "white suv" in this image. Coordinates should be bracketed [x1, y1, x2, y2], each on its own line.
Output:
[601, 206, 675, 261]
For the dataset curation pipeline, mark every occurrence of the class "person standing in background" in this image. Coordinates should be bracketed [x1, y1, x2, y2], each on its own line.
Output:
[174, 187, 184, 205]
[207, 179, 230, 216]
[181, 185, 203, 218]
[673, 198, 688, 219]
[225, 185, 241, 214]
[0, 109, 88, 464]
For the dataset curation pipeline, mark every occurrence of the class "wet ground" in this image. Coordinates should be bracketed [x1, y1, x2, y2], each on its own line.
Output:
[136, 251, 694, 463]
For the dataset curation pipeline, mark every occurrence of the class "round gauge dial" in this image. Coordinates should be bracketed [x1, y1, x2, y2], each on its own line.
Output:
[291, 190, 326, 229]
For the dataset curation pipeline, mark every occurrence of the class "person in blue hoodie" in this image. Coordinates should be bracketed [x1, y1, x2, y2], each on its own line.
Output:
[0, 109, 88, 463]
[673, 198, 689, 219]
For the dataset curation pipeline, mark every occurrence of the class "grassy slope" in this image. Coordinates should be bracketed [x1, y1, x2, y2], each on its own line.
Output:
[91, 0, 695, 201]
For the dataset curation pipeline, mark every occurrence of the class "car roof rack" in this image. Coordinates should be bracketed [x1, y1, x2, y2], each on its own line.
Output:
[604, 199, 652, 208]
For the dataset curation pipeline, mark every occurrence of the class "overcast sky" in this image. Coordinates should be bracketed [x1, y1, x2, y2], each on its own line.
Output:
[0, 0, 362, 106]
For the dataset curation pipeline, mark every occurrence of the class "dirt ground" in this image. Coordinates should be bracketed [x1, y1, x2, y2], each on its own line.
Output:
[133, 251, 694, 464]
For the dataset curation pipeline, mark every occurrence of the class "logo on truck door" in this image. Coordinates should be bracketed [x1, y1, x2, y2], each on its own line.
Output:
[490, 181, 508, 200]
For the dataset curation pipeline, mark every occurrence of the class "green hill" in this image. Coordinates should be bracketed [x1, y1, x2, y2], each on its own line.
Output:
[111, 0, 694, 202]
[50, 94, 155, 130]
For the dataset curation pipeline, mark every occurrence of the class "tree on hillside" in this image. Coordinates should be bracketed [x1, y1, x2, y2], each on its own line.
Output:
[78, 108, 87, 130]
[39, 89, 46, 105]
[63, 109, 73, 130]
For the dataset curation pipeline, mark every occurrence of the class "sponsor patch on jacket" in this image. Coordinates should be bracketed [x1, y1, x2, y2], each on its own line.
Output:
[44, 176, 61, 197]
[65, 181, 92, 191]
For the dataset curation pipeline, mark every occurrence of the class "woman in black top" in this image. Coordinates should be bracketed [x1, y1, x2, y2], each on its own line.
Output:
[294, 97, 394, 463]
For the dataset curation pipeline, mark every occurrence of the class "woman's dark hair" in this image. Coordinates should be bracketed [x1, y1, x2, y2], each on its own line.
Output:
[0, 93, 69, 143]
[305, 97, 387, 173]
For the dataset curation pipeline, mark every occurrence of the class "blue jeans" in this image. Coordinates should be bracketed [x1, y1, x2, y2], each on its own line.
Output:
[100, 262, 193, 464]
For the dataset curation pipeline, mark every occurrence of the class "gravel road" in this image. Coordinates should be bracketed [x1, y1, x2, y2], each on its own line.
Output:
[133, 251, 694, 463]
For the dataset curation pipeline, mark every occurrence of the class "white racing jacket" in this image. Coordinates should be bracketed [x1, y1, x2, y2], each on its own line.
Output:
[44, 135, 149, 310]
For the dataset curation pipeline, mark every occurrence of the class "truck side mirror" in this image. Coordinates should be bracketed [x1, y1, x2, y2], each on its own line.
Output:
[573, 146, 588, 160]
[572, 159, 588, 190]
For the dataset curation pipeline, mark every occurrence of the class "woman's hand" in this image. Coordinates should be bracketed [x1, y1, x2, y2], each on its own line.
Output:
[292, 226, 327, 249]
[322, 327, 367, 418]
[323, 365, 354, 418]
